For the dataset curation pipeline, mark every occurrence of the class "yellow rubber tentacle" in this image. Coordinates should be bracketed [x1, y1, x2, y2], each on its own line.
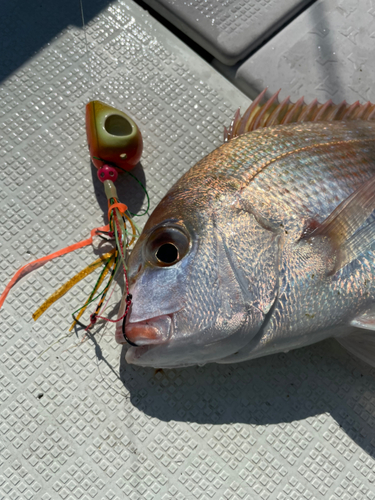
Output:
[32, 251, 115, 321]
[0, 224, 110, 311]
[69, 253, 116, 331]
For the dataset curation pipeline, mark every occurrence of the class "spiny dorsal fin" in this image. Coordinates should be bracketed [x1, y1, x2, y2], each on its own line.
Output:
[225, 89, 375, 142]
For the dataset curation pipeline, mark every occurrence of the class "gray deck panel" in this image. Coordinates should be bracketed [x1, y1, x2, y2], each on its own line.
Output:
[215, 0, 375, 104]
[140, 0, 312, 65]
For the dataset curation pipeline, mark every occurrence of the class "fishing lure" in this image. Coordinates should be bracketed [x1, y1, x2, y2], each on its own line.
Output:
[0, 100, 148, 337]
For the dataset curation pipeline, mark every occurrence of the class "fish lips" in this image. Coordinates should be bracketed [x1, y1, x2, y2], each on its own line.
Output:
[115, 313, 173, 347]
[115, 290, 175, 349]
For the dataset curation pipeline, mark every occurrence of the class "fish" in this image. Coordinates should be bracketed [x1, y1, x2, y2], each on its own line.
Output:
[116, 89, 375, 369]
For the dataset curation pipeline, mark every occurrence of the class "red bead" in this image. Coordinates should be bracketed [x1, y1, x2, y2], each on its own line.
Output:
[97, 164, 118, 183]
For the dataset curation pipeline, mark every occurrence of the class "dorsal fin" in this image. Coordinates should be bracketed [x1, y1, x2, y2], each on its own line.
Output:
[225, 89, 375, 142]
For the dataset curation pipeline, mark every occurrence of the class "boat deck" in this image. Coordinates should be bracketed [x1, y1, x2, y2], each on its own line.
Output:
[0, 1, 374, 499]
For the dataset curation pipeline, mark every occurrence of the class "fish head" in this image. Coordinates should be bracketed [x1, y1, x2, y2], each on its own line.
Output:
[116, 179, 280, 368]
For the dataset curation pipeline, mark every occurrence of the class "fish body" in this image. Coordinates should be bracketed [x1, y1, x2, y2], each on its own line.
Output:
[117, 110, 375, 368]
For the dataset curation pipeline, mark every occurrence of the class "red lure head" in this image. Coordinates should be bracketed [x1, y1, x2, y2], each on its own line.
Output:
[86, 100, 143, 172]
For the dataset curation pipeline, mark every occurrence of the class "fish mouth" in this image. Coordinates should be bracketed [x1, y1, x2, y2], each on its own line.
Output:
[115, 312, 173, 347]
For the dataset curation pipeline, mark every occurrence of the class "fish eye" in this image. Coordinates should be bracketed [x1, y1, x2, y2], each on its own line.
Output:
[156, 243, 178, 264]
[145, 226, 190, 267]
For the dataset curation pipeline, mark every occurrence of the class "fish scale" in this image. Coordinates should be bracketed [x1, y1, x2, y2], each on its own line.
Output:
[182, 121, 375, 199]
[246, 143, 375, 220]
[216, 123, 375, 363]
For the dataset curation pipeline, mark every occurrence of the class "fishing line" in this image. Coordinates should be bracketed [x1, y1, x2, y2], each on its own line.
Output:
[79, 0, 93, 94]
[88, 256, 121, 326]
[69, 252, 116, 330]
[120, 169, 151, 217]
[100, 259, 123, 314]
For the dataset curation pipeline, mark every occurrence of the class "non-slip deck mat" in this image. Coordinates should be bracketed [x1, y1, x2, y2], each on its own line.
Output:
[216, 0, 375, 104]
[140, 0, 311, 65]
[1, 1, 375, 500]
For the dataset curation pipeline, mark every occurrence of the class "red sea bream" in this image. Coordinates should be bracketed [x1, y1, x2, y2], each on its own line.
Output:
[116, 91, 375, 368]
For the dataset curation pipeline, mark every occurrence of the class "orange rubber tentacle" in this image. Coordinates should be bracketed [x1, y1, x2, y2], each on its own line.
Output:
[0, 224, 109, 310]
[108, 202, 128, 222]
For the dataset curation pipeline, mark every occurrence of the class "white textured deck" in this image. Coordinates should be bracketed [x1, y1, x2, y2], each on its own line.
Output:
[139, 0, 311, 65]
[1, 1, 375, 500]
[214, 0, 375, 104]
